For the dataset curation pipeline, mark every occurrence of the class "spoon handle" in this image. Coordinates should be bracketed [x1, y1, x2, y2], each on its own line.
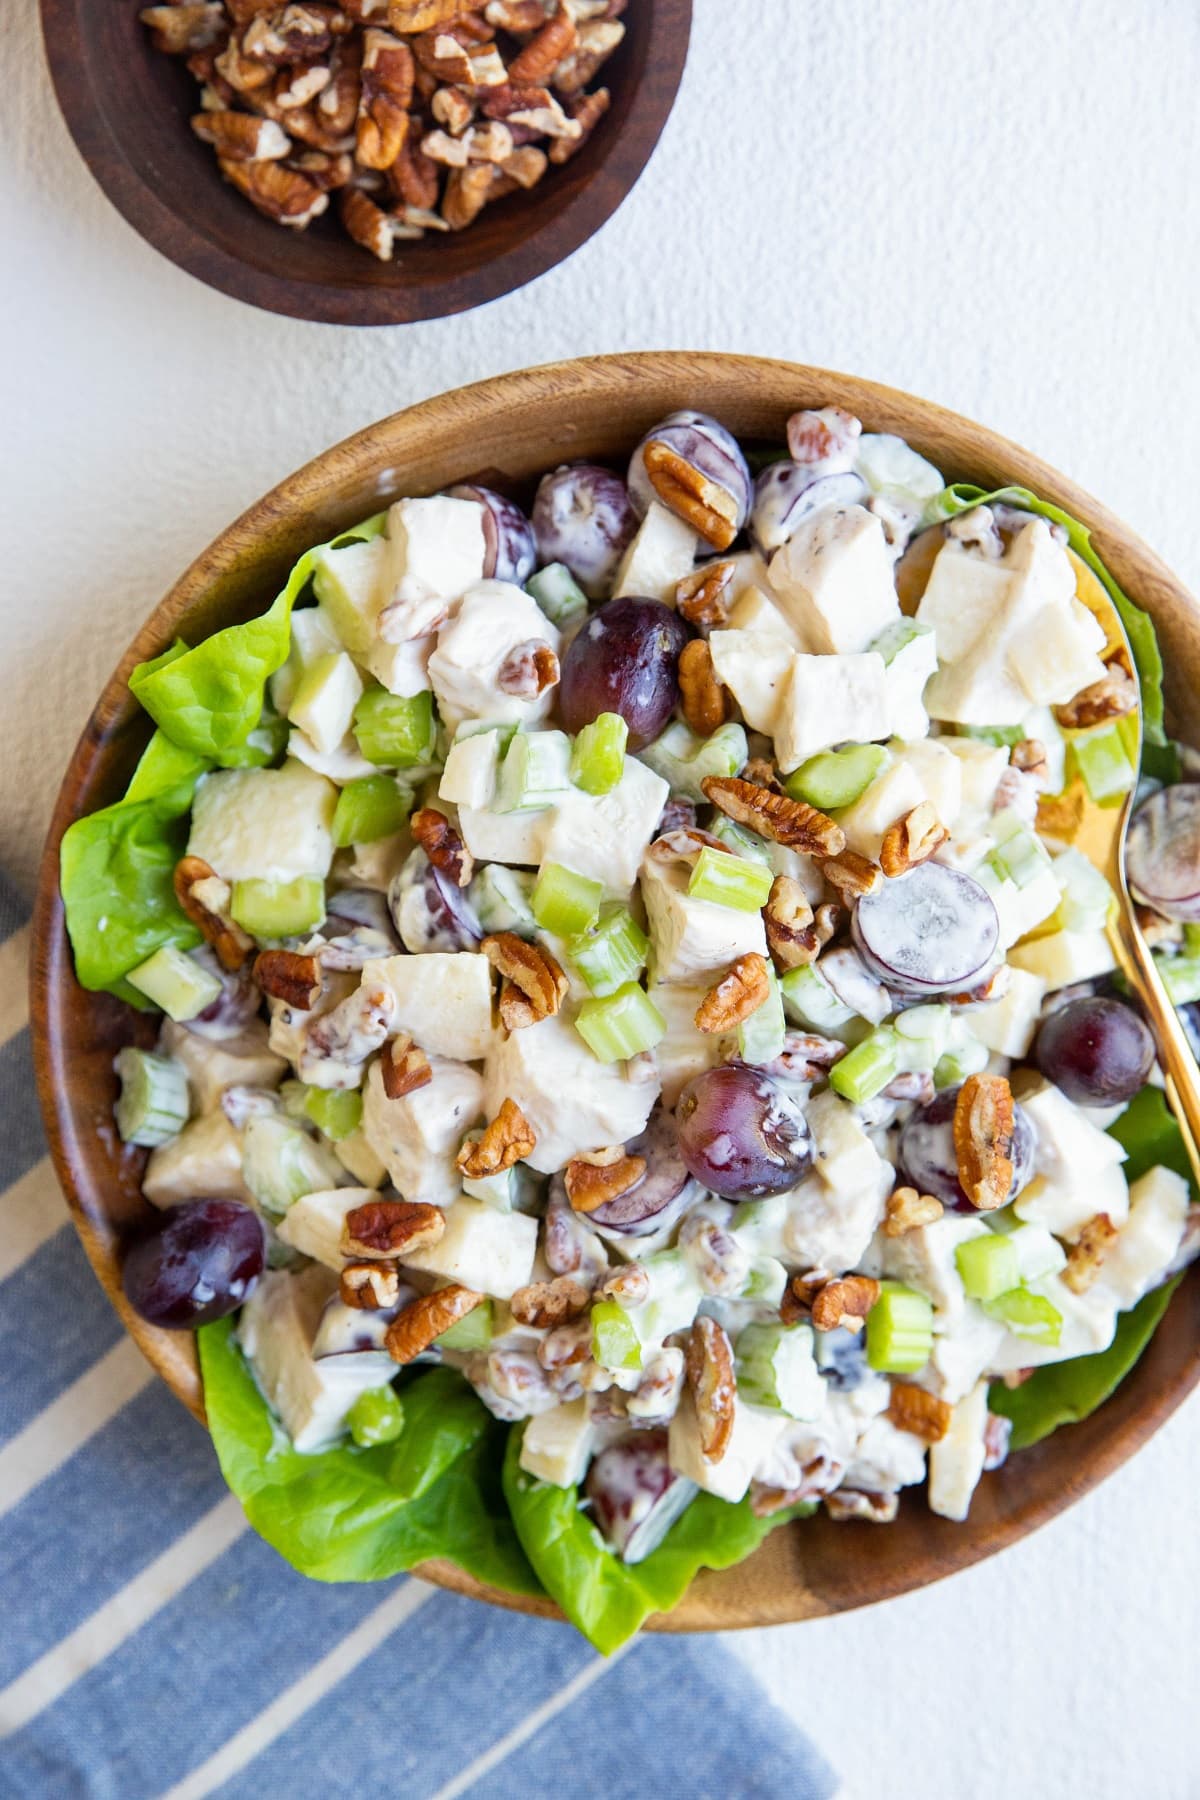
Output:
[1109, 900, 1200, 1189]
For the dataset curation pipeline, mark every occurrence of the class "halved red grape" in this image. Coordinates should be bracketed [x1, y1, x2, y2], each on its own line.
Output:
[388, 849, 481, 952]
[675, 1063, 813, 1200]
[557, 596, 689, 751]
[627, 411, 752, 539]
[853, 863, 999, 995]
[898, 1085, 1036, 1213]
[750, 463, 867, 555]
[532, 463, 637, 599]
[122, 1199, 265, 1328]
[586, 1107, 695, 1234]
[448, 483, 536, 586]
[1127, 785, 1200, 922]
[584, 1430, 697, 1562]
[1034, 996, 1155, 1106]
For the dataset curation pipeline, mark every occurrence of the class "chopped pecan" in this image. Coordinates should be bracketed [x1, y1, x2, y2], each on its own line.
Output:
[820, 849, 884, 901]
[824, 1489, 899, 1524]
[141, 3, 226, 54]
[881, 1071, 935, 1106]
[675, 558, 737, 629]
[1010, 737, 1049, 784]
[380, 1034, 432, 1099]
[387, 0, 464, 28]
[508, 0, 574, 81]
[356, 28, 414, 167]
[298, 983, 395, 1081]
[340, 1259, 401, 1309]
[685, 1316, 736, 1462]
[810, 1274, 880, 1334]
[215, 37, 276, 93]
[702, 776, 846, 854]
[563, 1148, 647, 1212]
[410, 25, 479, 83]
[883, 1186, 945, 1237]
[218, 154, 329, 223]
[342, 1197, 446, 1259]
[497, 145, 547, 187]
[741, 756, 783, 792]
[694, 952, 771, 1034]
[411, 806, 474, 886]
[242, 5, 339, 66]
[253, 948, 323, 1009]
[887, 1381, 952, 1442]
[388, 131, 441, 207]
[496, 639, 560, 698]
[486, 0, 552, 30]
[763, 1029, 845, 1084]
[431, 83, 477, 133]
[879, 802, 949, 879]
[763, 875, 825, 971]
[509, 1276, 591, 1327]
[1135, 904, 1182, 951]
[191, 109, 290, 159]
[317, 41, 364, 133]
[273, 60, 333, 108]
[597, 1262, 650, 1306]
[173, 856, 254, 971]
[386, 1283, 483, 1362]
[536, 1314, 593, 1369]
[1062, 1212, 1119, 1293]
[678, 638, 730, 737]
[642, 438, 740, 551]
[441, 160, 503, 227]
[457, 1097, 536, 1177]
[483, 931, 567, 1028]
[953, 1073, 1016, 1211]
[548, 86, 609, 162]
[1054, 665, 1138, 729]
[551, 16, 623, 92]
[339, 185, 399, 258]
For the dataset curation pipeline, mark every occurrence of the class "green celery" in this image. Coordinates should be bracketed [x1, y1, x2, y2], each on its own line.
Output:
[113, 1047, 190, 1147]
[570, 712, 627, 796]
[126, 945, 222, 1021]
[687, 845, 773, 912]
[436, 1298, 495, 1351]
[984, 1286, 1063, 1345]
[828, 1026, 898, 1103]
[473, 865, 537, 937]
[708, 815, 772, 866]
[639, 720, 749, 803]
[1065, 721, 1137, 805]
[786, 743, 890, 810]
[1153, 949, 1200, 1006]
[866, 1282, 934, 1374]
[331, 775, 411, 848]
[494, 732, 573, 813]
[779, 964, 856, 1033]
[893, 1004, 951, 1072]
[737, 965, 786, 1065]
[591, 1300, 642, 1372]
[955, 1233, 1021, 1303]
[353, 686, 436, 768]
[230, 876, 325, 939]
[303, 1087, 363, 1141]
[567, 906, 648, 997]
[575, 983, 666, 1063]
[532, 862, 603, 936]
[735, 1321, 822, 1415]
[527, 562, 587, 630]
[956, 723, 1025, 749]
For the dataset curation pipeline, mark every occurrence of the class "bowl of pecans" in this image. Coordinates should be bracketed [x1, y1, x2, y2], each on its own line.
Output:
[38, 0, 690, 325]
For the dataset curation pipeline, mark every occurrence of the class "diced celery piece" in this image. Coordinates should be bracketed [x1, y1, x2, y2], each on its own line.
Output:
[279, 1079, 310, 1121]
[230, 876, 326, 939]
[984, 1286, 1063, 1345]
[575, 983, 666, 1063]
[954, 1233, 1021, 1303]
[933, 1020, 989, 1089]
[736, 1321, 822, 1415]
[567, 906, 649, 997]
[738, 965, 785, 1065]
[331, 775, 411, 848]
[893, 1004, 951, 1072]
[303, 1086, 363, 1142]
[453, 717, 520, 752]
[1065, 721, 1137, 805]
[591, 1300, 642, 1372]
[347, 1386, 405, 1448]
[1052, 848, 1113, 934]
[527, 562, 587, 631]
[1155, 949, 1200, 1005]
[532, 861, 603, 936]
[865, 1281, 934, 1374]
[956, 723, 1025, 749]
[459, 1134, 515, 1210]
[829, 1026, 899, 1103]
[987, 811, 1052, 888]
[786, 743, 890, 811]
[352, 685, 436, 768]
[994, 1219, 1067, 1283]
[493, 731, 573, 813]
[871, 619, 928, 665]
[113, 1046, 190, 1147]
[436, 1297, 494, 1351]
[687, 845, 773, 911]
[126, 946, 223, 1022]
[570, 712, 628, 796]
[708, 815, 772, 866]
[740, 1256, 788, 1308]
[640, 720, 749, 803]
[474, 865, 537, 938]
[241, 1113, 345, 1215]
[780, 964, 856, 1034]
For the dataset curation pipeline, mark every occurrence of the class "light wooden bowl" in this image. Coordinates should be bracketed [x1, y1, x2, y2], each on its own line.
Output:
[31, 354, 1200, 1630]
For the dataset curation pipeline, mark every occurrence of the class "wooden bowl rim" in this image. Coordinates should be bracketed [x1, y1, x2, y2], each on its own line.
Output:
[37, 0, 692, 327]
[31, 352, 1200, 1632]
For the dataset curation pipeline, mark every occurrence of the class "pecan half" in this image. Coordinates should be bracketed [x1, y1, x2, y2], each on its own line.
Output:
[685, 1316, 736, 1462]
[694, 952, 771, 1033]
[548, 85, 609, 163]
[497, 145, 547, 188]
[509, 1276, 591, 1327]
[887, 1381, 952, 1442]
[879, 802, 949, 879]
[883, 1186, 945, 1237]
[953, 1073, 1016, 1211]
[388, 131, 441, 207]
[563, 1149, 646, 1213]
[675, 558, 737, 629]
[380, 1034, 432, 1099]
[507, 0, 575, 82]
[810, 1274, 880, 1334]
[191, 110, 291, 159]
[1054, 665, 1138, 730]
[642, 438, 740, 551]
[496, 640, 560, 699]
[173, 856, 254, 971]
[340, 186, 399, 259]
[218, 154, 329, 224]
[482, 932, 567, 1028]
[1062, 1212, 1119, 1293]
[342, 1198, 446, 1259]
[678, 638, 730, 737]
[411, 806, 474, 886]
[457, 1097, 535, 1177]
[536, 1314, 593, 1370]
[340, 1260, 401, 1309]
[385, 1283, 483, 1362]
[820, 849, 884, 901]
[763, 875, 821, 971]
[551, 16, 624, 93]
[357, 28, 414, 167]
[702, 776, 846, 854]
[253, 948, 323, 1009]
[824, 1489, 899, 1524]
[441, 160, 502, 227]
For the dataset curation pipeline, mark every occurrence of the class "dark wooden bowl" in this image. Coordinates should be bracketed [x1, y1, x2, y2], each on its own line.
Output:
[38, 1, 691, 326]
[31, 354, 1200, 1631]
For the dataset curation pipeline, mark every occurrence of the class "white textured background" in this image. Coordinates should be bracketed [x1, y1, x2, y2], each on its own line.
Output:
[5, 0, 1199, 1793]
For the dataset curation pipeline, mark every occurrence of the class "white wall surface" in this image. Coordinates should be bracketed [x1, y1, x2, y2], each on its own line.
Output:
[4, 1, 1197, 1793]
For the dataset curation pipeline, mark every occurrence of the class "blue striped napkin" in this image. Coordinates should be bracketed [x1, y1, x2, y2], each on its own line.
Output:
[0, 873, 838, 1799]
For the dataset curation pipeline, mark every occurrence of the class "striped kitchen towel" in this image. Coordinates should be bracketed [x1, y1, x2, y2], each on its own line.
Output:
[0, 873, 838, 1800]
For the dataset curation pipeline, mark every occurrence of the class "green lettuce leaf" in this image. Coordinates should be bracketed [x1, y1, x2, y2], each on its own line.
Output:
[924, 483, 1165, 744]
[198, 1319, 540, 1594]
[1107, 1083, 1197, 1195]
[129, 514, 386, 759]
[502, 1426, 811, 1655]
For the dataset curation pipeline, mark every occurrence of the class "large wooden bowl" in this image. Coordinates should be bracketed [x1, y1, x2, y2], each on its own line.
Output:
[32, 354, 1200, 1630]
[38, 0, 691, 326]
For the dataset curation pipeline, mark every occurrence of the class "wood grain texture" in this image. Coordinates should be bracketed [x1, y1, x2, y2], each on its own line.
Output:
[37, 0, 691, 326]
[31, 353, 1200, 1633]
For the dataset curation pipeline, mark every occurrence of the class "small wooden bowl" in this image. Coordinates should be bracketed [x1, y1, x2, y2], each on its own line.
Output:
[32, 354, 1200, 1631]
[38, 1, 691, 326]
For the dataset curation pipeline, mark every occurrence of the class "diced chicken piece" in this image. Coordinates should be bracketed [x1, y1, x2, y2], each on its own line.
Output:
[275, 1186, 378, 1270]
[188, 761, 337, 883]
[647, 979, 724, 1106]
[842, 1414, 927, 1492]
[540, 757, 668, 897]
[361, 953, 494, 1062]
[835, 760, 927, 862]
[783, 1162, 890, 1277]
[940, 737, 1010, 825]
[806, 1089, 887, 1195]
[428, 581, 561, 732]
[343, 834, 411, 893]
[1014, 1081, 1129, 1237]
[310, 537, 387, 659]
[378, 495, 488, 643]
[238, 1265, 383, 1453]
[439, 730, 502, 809]
[483, 1008, 659, 1173]
[518, 1398, 597, 1488]
[143, 1111, 249, 1209]
[878, 624, 939, 740]
[1098, 1166, 1189, 1307]
[361, 1054, 485, 1204]
[928, 1379, 989, 1520]
[967, 965, 1047, 1058]
[707, 630, 796, 737]
[668, 1391, 787, 1503]
[159, 1018, 286, 1115]
[1008, 927, 1117, 990]
[271, 604, 343, 716]
[403, 1197, 537, 1299]
[726, 581, 804, 650]
[928, 1305, 1006, 1404]
[457, 803, 552, 868]
[773, 653, 891, 771]
[767, 504, 900, 653]
[978, 862, 1062, 954]
[333, 1128, 387, 1190]
[363, 633, 436, 698]
[640, 849, 767, 986]
[612, 501, 698, 602]
[889, 737, 964, 832]
[287, 651, 363, 757]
